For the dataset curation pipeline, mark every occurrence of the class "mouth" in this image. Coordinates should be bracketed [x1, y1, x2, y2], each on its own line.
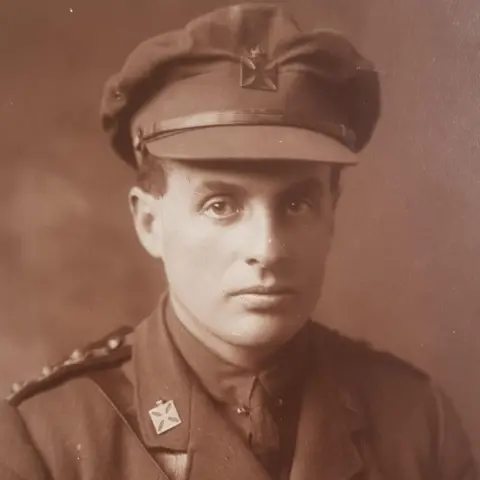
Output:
[231, 285, 297, 296]
[230, 285, 297, 310]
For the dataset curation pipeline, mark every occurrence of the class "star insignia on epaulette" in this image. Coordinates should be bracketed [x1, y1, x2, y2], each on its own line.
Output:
[240, 45, 278, 92]
[6, 328, 132, 405]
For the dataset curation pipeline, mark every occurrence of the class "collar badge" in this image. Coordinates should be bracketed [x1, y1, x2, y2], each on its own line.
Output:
[148, 399, 182, 435]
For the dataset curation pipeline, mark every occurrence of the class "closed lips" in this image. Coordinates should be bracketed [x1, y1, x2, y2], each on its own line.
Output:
[231, 286, 296, 295]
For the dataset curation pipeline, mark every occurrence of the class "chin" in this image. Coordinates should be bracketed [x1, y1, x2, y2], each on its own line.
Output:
[222, 312, 306, 348]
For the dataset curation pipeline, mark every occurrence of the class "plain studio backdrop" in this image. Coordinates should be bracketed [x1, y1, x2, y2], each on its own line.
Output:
[1, 0, 479, 462]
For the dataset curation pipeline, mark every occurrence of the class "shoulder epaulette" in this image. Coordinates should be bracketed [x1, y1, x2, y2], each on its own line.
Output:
[6, 326, 134, 406]
[315, 323, 429, 380]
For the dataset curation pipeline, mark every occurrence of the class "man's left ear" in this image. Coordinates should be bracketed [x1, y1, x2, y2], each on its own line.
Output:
[128, 186, 164, 259]
[328, 185, 341, 235]
[328, 165, 343, 212]
[332, 187, 341, 211]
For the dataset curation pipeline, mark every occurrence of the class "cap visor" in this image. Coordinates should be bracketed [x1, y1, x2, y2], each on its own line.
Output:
[144, 125, 358, 165]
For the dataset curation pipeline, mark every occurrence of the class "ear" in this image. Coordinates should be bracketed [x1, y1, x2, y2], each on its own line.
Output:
[128, 186, 164, 259]
[329, 165, 344, 212]
[331, 186, 341, 211]
[326, 187, 341, 238]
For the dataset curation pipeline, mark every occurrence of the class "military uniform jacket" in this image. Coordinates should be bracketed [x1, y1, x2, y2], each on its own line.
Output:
[0, 297, 477, 480]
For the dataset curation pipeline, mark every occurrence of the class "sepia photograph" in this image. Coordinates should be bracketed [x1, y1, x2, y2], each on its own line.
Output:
[0, 0, 479, 478]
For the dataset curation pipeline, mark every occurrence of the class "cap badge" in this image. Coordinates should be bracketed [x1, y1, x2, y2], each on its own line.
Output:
[148, 400, 182, 435]
[240, 45, 278, 92]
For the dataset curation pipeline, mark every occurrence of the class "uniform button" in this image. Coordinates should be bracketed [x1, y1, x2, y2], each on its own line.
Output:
[112, 90, 123, 100]
[236, 406, 250, 415]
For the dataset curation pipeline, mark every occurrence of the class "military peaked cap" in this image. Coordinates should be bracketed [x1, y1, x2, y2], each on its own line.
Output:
[100, 2, 381, 168]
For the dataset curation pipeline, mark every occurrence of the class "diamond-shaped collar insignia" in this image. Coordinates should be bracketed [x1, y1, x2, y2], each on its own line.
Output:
[240, 45, 278, 92]
[148, 400, 182, 435]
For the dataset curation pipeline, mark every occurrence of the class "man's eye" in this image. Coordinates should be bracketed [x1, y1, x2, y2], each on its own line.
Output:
[204, 199, 239, 219]
[286, 199, 313, 215]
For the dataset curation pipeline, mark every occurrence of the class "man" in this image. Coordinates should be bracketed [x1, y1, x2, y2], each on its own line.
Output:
[0, 3, 477, 479]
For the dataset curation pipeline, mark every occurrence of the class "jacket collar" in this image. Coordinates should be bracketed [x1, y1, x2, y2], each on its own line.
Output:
[132, 293, 191, 451]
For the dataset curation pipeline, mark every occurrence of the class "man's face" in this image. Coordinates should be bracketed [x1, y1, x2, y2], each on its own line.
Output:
[132, 159, 337, 352]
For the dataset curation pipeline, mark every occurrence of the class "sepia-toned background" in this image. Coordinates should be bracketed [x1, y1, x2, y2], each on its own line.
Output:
[1, 0, 479, 461]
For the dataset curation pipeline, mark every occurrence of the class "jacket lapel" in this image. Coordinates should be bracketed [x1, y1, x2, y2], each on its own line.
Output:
[289, 327, 366, 480]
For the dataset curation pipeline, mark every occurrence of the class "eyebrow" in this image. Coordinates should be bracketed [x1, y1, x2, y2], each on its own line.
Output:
[196, 180, 248, 195]
[282, 177, 325, 197]
[196, 177, 325, 197]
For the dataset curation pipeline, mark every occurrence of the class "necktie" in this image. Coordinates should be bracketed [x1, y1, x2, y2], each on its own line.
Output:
[248, 377, 281, 476]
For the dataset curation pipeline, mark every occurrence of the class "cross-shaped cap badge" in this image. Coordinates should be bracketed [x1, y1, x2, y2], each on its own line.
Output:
[240, 45, 278, 91]
[148, 400, 182, 435]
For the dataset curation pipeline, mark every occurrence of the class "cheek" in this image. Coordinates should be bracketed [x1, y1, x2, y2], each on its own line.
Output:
[163, 218, 209, 268]
[160, 210, 230, 291]
[286, 224, 333, 296]
[290, 221, 332, 265]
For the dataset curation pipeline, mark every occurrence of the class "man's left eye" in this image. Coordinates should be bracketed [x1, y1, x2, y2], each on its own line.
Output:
[286, 199, 312, 214]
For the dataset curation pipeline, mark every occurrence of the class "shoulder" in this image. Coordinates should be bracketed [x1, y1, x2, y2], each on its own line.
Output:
[5, 325, 133, 408]
[310, 323, 463, 441]
[311, 322, 429, 384]
[0, 326, 136, 478]
[309, 324, 478, 476]
[310, 322, 441, 418]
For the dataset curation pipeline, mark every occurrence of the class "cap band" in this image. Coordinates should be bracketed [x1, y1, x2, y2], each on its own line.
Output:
[135, 109, 356, 151]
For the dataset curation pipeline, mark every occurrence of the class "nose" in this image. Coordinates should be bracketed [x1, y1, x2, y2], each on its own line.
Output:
[243, 208, 286, 268]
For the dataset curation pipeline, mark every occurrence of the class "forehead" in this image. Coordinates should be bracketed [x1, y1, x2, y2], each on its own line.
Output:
[165, 159, 331, 190]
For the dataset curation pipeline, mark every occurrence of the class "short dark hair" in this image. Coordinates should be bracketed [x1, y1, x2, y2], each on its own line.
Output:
[135, 154, 170, 197]
[136, 154, 345, 197]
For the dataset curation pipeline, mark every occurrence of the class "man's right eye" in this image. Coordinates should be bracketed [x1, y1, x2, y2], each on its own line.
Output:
[203, 198, 240, 219]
